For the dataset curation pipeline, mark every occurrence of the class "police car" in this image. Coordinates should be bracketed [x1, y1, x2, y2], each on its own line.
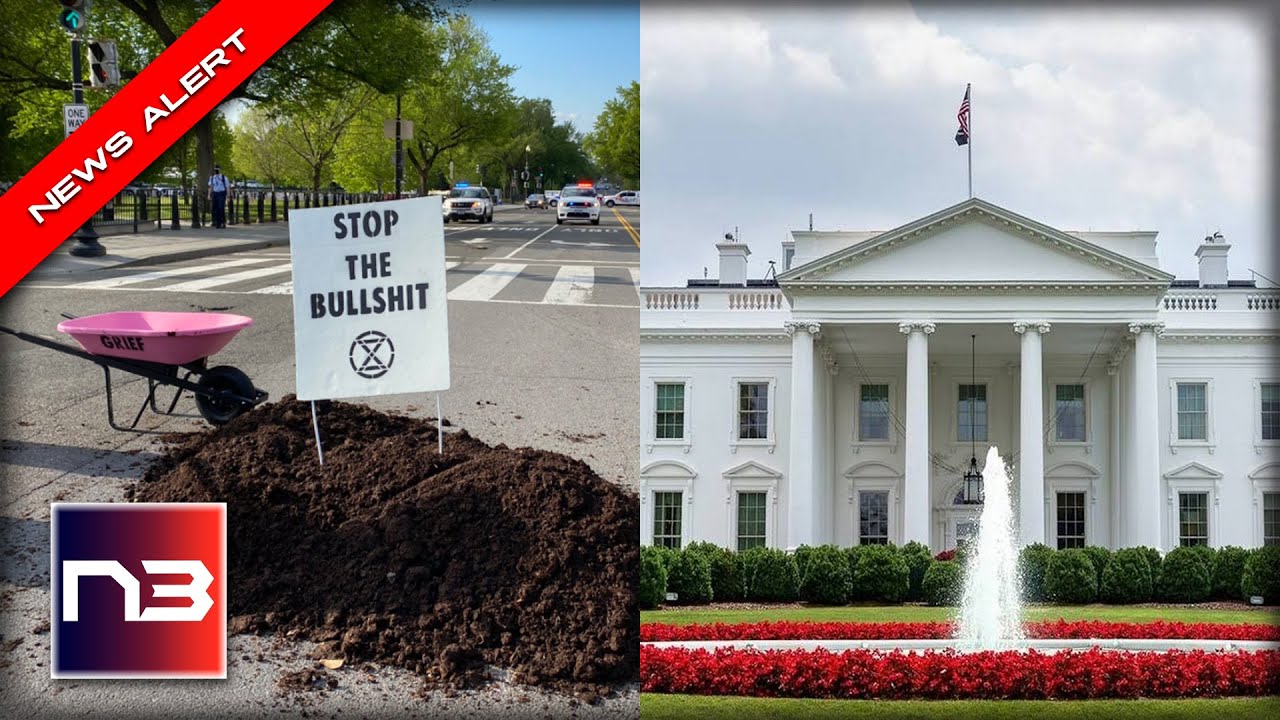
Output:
[556, 183, 600, 225]
[603, 190, 640, 207]
[442, 183, 494, 223]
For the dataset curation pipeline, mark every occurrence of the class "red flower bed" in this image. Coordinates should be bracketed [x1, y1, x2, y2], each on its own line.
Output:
[641, 620, 1280, 642]
[641, 646, 1280, 699]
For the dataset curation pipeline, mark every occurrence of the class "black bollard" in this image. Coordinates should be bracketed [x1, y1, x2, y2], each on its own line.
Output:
[243, 192, 251, 224]
[271, 192, 277, 222]
[170, 191, 181, 230]
[257, 192, 265, 223]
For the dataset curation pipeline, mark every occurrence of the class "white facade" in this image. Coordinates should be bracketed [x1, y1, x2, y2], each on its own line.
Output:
[640, 198, 1280, 554]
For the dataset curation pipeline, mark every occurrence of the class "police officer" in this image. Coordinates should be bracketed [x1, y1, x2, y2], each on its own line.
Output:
[208, 165, 229, 228]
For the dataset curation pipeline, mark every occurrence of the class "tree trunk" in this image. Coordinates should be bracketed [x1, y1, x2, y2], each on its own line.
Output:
[194, 114, 214, 199]
[312, 165, 322, 193]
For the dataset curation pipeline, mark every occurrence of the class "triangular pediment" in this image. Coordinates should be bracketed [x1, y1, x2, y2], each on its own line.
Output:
[1163, 461, 1222, 481]
[778, 198, 1173, 290]
[641, 460, 697, 479]
[723, 460, 783, 479]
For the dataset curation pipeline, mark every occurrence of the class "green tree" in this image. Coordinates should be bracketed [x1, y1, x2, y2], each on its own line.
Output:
[330, 95, 400, 194]
[273, 89, 377, 192]
[233, 105, 304, 189]
[584, 80, 639, 188]
[403, 16, 517, 193]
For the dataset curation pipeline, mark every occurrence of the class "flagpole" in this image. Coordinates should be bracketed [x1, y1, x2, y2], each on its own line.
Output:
[967, 83, 973, 198]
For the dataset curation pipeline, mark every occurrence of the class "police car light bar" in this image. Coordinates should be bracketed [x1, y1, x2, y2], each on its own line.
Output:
[455, 182, 470, 188]
[576, 182, 592, 187]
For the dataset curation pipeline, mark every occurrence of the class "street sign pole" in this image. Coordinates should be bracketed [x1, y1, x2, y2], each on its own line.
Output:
[394, 94, 403, 200]
[67, 30, 105, 257]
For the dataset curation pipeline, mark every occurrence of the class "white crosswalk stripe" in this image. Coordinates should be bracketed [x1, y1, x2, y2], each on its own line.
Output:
[162, 264, 291, 292]
[542, 265, 595, 305]
[70, 257, 266, 289]
[447, 263, 525, 302]
[48, 257, 638, 307]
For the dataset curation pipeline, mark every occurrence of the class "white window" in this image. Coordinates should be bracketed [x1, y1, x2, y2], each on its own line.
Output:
[1264, 492, 1280, 547]
[1178, 492, 1209, 547]
[738, 382, 769, 439]
[1177, 383, 1208, 440]
[653, 491, 683, 549]
[730, 377, 776, 452]
[858, 383, 891, 441]
[736, 492, 767, 551]
[1168, 378, 1215, 450]
[957, 384, 987, 442]
[655, 382, 686, 440]
[1055, 491, 1086, 548]
[858, 490, 890, 544]
[1262, 382, 1280, 442]
[1054, 384, 1086, 442]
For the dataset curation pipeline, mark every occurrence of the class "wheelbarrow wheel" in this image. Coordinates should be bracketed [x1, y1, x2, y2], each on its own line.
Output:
[195, 366, 255, 426]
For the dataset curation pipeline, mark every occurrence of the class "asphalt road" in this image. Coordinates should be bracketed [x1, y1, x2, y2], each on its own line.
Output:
[0, 204, 640, 718]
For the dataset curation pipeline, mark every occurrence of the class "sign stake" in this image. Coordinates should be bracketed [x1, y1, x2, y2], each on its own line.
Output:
[436, 392, 443, 454]
[310, 400, 325, 465]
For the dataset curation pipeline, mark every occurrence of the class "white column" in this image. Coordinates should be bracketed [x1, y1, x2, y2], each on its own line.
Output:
[785, 321, 820, 549]
[1128, 321, 1164, 550]
[1014, 321, 1050, 546]
[1108, 359, 1122, 549]
[899, 321, 935, 546]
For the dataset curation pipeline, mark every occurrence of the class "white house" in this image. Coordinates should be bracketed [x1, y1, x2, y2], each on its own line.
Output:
[639, 198, 1280, 554]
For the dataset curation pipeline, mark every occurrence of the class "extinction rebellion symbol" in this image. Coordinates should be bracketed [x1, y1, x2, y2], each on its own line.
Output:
[349, 330, 395, 379]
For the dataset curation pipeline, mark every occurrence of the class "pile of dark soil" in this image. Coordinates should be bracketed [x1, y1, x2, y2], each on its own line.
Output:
[127, 396, 638, 698]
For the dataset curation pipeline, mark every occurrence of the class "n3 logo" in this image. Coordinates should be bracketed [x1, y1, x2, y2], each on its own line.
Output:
[61, 560, 214, 622]
[51, 503, 227, 679]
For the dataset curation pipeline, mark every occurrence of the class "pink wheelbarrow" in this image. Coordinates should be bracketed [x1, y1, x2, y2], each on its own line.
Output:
[0, 311, 268, 430]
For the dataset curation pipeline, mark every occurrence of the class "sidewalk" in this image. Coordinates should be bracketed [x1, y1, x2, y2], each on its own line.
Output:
[29, 223, 291, 277]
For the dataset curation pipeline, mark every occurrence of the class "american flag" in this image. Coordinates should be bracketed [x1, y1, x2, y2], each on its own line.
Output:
[955, 84, 970, 146]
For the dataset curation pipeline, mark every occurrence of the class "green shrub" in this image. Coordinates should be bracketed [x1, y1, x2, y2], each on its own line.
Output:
[852, 543, 909, 603]
[1081, 546, 1112, 589]
[1157, 546, 1211, 603]
[1242, 546, 1280, 604]
[921, 560, 963, 606]
[1211, 546, 1250, 601]
[843, 545, 866, 600]
[793, 545, 816, 582]
[665, 548, 713, 603]
[1018, 543, 1055, 603]
[651, 544, 678, 574]
[1100, 547, 1153, 603]
[1044, 548, 1098, 604]
[685, 542, 744, 602]
[899, 541, 934, 602]
[798, 545, 851, 605]
[639, 546, 669, 609]
[1135, 546, 1164, 589]
[744, 547, 799, 602]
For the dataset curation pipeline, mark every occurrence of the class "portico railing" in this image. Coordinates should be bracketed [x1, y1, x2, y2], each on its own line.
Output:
[1163, 290, 1280, 312]
[643, 289, 789, 312]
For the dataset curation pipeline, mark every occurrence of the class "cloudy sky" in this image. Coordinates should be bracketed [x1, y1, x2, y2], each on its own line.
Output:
[639, 3, 1272, 286]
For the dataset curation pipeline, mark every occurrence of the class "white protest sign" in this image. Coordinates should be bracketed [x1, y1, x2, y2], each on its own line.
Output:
[64, 104, 89, 137]
[289, 196, 449, 401]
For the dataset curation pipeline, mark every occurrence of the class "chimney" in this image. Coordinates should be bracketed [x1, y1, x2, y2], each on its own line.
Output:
[1195, 231, 1230, 288]
[716, 238, 751, 286]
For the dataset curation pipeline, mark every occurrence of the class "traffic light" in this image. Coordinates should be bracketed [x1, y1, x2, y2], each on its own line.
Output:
[58, 0, 89, 33]
[88, 39, 119, 88]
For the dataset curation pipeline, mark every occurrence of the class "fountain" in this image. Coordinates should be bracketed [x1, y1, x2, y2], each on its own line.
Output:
[956, 446, 1024, 649]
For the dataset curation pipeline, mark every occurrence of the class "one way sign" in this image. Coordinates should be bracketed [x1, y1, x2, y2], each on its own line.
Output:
[63, 104, 89, 137]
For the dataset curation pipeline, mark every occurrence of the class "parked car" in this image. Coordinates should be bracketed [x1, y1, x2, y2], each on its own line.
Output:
[525, 193, 547, 209]
[603, 190, 639, 207]
[546, 190, 561, 207]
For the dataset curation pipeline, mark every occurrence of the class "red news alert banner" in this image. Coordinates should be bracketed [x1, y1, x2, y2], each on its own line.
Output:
[0, 0, 334, 299]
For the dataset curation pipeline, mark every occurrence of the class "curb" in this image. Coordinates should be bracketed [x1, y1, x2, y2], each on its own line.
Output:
[110, 236, 290, 270]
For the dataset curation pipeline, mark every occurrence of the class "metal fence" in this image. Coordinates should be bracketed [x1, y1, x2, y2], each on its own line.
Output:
[89, 188, 396, 232]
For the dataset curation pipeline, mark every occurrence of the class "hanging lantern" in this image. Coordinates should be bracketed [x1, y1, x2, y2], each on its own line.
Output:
[962, 454, 983, 504]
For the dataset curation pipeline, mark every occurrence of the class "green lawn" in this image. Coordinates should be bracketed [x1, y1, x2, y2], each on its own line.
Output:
[640, 695, 1280, 720]
[642, 604, 1280, 626]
